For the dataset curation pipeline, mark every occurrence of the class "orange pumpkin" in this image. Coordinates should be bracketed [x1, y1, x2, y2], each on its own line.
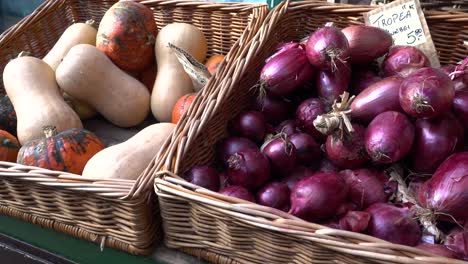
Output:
[172, 94, 196, 124]
[0, 129, 19, 162]
[96, 1, 157, 71]
[17, 126, 105, 174]
[205, 54, 225, 75]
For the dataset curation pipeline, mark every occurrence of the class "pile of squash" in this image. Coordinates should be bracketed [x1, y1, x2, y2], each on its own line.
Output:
[0, 1, 223, 179]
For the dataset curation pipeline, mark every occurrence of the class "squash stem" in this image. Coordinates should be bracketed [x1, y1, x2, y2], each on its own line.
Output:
[43, 126, 58, 138]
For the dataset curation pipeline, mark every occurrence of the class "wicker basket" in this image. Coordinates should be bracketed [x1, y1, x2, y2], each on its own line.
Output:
[154, 0, 468, 263]
[0, 0, 267, 255]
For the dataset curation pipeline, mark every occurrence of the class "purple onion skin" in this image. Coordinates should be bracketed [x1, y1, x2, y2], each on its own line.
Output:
[442, 65, 467, 92]
[306, 24, 350, 71]
[261, 45, 315, 97]
[339, 211, 371, 233]
[230, 111, 267, 143]
[399, 67, 455, 119]
[220, 186, 256, 203]
[255, 93, 293, 125]
[185, 165, 220, 192]
[295, 98, 327, 141]
[417, 152, 468, 221]
[289, 172, 348, 222]
[318, 158, 341, 173]
[336, 202, 359, 217]
[342, 25, 392, 65]
[256, 182, 291, 212]
[290, 133, 322, 165]
[326, 124, 369, 169]
[276, 119, 300, 136]
[227, 149, 271, 191]
[416, 244, 460, 259]
[366, 203, 422, 246]
[350, 67, 382, 95]
[281, 166, 314, 191]
[350, 76, 404, 123]
[409, 113, 464, 174]
[382, 45, 430, 77]
[261, 137, 297, 177]
[217, 137, 258, 165]
[445, 227, 468, 260]
[365, 111, 415, 164]
[453, 91, 468, 130]
[341, 168, 389, 209]
[316, 61, 351, 104]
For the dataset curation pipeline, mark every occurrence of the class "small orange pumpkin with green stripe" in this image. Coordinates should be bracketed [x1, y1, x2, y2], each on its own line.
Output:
[17, 126, 105, 174]
[0, 129, 20, 162]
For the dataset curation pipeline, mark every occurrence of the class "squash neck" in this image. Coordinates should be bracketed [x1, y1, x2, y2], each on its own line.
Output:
[43, 126, 58, 138]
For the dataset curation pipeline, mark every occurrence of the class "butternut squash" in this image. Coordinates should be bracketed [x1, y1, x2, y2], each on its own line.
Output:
[43, 20, 97, 71]
[3, 54, 83, 145]
[82, 122, 175, 180]
[56, 44, 150, 127]
[151, 23, 207, 122]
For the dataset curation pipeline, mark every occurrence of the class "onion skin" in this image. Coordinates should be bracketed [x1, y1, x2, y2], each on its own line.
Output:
[318, 158, 341, 173]
[290, 133, 322, 165]
[416, 244, 459, 259]
[316, 61, 351, 104]
[366, 203, 422, 246]
[256, 182, 291, 212]
[261, 44, 315, 97]
[350, 76, 403, 123]
[276, 119, 300, 136]
[444, 227, 468, 260]
[339, 211, 371, 233]
[289, 172, 348, 222]
[365, 111, 415, 164]
[281, 166, 314, 191]
[417, 152, 468, 222]
[227, 149, 270, 191]
[255, 93, 293, 125]
[342, 25, 392, 65]
[350, 68, 382, 95]
[261, 136, 297, 177]
[305, 23, 350, 71]
[399, 67, 455, 119]
[453, 91, 468, 130]
[382, 45, 430, 77]
[230, 111, 267, 143]
[217, 137, 258, 165]
[295, 98, 327, 141]
[336, 202, 359, 217]
[442, 65, 467, 92]
[409, 113, 464, 174]
[220, 186, 255, 203]
[341, 168, 389, 209]
[326, 124, 369, 169]
[185, 165, 220, 192]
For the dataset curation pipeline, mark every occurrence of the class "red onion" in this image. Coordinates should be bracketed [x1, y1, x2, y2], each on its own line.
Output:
[445, 227, 468, 260]
[217, 137, 258, 165]
[443, 65, 467, 92]
[325, 124, 369, 169]
[417, 152, 468, 222]
[341, 168, 389, 209]
[316, 61, 351, 104]
[350, 76, 403, 123]
[453, 91, 468, 130]
[399, 67, 455, 119]
[255, 93, 293, 125]
[230, 111, 267, 143]
[366, 203, 422, 246]
[416, 244, 459, 259]
[267, 42, 302, 63]
[289, 172, 348, 222]
[409, 113, 464, 173]
[227, 149, 270, 191]
[281, 166, 314, 191]
[220, 186, 255, 203]
[365, 111, 415, 164]
[350, 67, 382, 95]
[184, 165, 220, 192]
[256, 182, 291, 212]
[306, 23, 350, 71]
[295, 98, 327, 141]
[342, 25, 392, 65]
[336, 202, 359, 217]
[382, 45, 430, 77]
[318, 158, 341, 173]
[261, 135, 297, 177]
[290, 133, 322, 165]
[339, 211, 371, 233]
[276, 119, 300, 136]
[219, 171, 228, 190]
[261, 44, 315, 97]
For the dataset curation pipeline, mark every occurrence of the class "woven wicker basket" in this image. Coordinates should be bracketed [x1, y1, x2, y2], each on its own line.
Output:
[0, 0, 267, 255]
[154, 0, 468, 263]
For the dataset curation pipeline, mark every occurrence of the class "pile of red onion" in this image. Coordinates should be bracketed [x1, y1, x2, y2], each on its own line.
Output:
[182, 22, 468, 261]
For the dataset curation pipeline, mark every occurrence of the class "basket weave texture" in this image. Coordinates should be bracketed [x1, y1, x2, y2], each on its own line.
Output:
[0, 0, 267, 255]
[154, 0, 468, 263]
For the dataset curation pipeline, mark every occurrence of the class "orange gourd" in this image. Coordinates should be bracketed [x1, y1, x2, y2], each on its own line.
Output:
[0, 130, 19, 162]
[205, 54, 225, 75]
[172, 94, 196, 124]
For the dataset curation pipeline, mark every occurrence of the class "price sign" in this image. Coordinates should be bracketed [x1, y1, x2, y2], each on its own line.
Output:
[364, 0, 440, 67]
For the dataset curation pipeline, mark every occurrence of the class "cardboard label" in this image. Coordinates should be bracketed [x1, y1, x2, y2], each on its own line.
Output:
[364, 0, 440, 67]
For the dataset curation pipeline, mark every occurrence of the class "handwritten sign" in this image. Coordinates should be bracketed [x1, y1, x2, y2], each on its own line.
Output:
[364, 0, 440, 67]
